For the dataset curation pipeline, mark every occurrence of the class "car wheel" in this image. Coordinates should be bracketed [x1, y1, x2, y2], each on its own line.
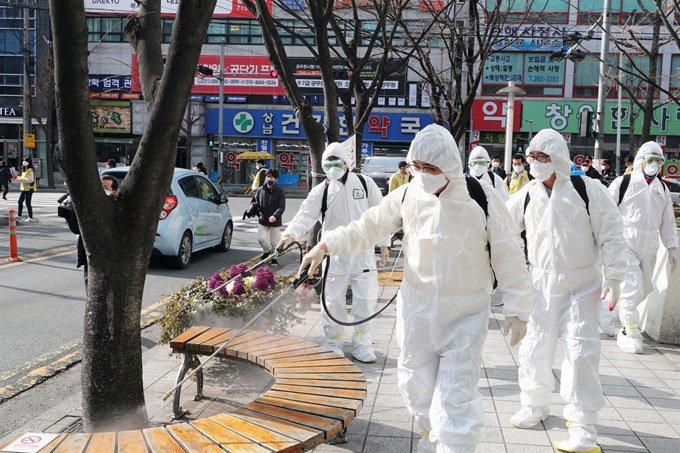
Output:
[171, 231, 192, 269]
[215, 221, 232, 252]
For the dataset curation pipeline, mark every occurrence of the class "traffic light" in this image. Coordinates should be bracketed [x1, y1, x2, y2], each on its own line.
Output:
[516, 139, 525, 155]
[207, 134, 215, 147]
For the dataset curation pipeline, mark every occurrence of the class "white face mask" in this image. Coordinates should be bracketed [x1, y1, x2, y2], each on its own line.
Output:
[104, 190, 112, 196]
[581, 165, 589, 171]
[22, 161, 28, 167]
[326, 167, 345, 180]
[417, 173, 448, 194]
[469, 164, 487, 177]
[491, 161, 500, 168]
[643, 164, 659, 176]
[513, 165, 525, 174]
[530, 161, 555, 182]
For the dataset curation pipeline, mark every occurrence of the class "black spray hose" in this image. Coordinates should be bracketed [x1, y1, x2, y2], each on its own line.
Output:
[318, 255, 398, 326]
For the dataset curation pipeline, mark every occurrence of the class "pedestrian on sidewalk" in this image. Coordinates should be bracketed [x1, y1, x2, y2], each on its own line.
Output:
[278, 141, 388, 363]
[599, 141, 678, 353]
[388, 160, 410, 193]
[506, 129, 627, 453]
[15, 157, 37, 222]
[0, 159, 11, 199]
[490, 154, 507, 179]
[505, 153, 533, 197]
[251, 169, 286, 266]
[467, 146, 510, 201]
[297, 124, 531, 453]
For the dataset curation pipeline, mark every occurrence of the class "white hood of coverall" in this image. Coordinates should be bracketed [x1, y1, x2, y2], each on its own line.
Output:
[469, 146, 509, 200]
[322, 141, 351, 166]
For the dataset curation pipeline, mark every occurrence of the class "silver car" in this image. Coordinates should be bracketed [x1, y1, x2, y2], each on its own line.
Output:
[101, 167, 233, 269]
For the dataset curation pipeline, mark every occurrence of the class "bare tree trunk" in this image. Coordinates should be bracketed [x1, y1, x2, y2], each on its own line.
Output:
[640, 15, 661, 143]
[50, 0, 216, 431]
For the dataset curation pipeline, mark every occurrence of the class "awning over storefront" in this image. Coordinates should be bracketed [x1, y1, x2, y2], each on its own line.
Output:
[236, 151, 275, 160]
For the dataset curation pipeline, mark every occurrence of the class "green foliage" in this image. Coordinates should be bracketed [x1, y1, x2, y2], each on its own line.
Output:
[158, 270, 302, 345]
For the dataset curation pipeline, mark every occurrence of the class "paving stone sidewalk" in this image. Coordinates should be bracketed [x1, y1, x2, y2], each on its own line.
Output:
[3, 251, 680, 453]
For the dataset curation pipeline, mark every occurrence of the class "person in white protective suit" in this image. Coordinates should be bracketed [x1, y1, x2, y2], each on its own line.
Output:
[277, 142, 388, 363]
[506, 129, 627, 453]
[297, 124, 532, 453]
[468, 146, 510, 201]
[599, 141, 678, 352]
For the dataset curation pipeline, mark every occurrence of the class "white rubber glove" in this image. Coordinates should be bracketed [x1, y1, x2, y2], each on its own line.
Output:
[669, 249, 677, 274]
[298, 245, 326, 278]
[502, 316, 527, 347]
[379, 246, 389, 266]
[277, 234, 294, 253]
[600, 280, 621, 311]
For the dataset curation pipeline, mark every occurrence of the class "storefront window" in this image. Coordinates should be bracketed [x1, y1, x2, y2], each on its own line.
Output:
[275, 140, 309, 187]
[222, 138, 256, 185]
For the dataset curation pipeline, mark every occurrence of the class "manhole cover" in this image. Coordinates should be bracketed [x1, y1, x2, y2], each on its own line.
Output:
[58, 417, 83, 433]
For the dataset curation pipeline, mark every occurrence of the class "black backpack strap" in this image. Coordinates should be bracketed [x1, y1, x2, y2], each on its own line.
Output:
[465, 176, 488, 217]
[505, 175, 511, 189]
[570, 175, 590, 216]
[488, 171, 495, 188]
[618, 174, 631, 206]
[357, 174, 368, 195]
[523, 192, 531, 214]
[320, 179, 330, 223]
[657, 174, 668, 192]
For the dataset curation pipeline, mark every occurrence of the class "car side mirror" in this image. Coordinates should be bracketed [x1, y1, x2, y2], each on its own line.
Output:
[219, 193, 229, 204]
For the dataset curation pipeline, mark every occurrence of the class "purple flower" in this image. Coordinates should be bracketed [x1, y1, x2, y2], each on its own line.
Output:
[254, 267, 275, 291]
[231, 276, 246, 296]
[228, 263, 251, 279]
[208, 273, 228, 297]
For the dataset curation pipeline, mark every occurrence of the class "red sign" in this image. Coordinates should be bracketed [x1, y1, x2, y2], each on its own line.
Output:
[573, 154, 586, 166]
[419, 0, 445, 11]
[89, 92, 120, 99]
[131, 55, 284, 96]
[84, 0, 270, 18]
[225, 152, 241, 170]
[278, 152, 296, 172]
[471, 99, 522, 132]
[367, 115, 391, 138]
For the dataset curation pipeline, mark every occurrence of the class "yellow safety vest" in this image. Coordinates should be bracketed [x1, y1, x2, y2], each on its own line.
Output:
[506, 170, 531, 197]
[251, 167, 267, 190]
[19, 168, 37, 192]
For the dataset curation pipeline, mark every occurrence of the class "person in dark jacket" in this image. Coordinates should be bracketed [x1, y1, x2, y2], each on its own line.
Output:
[0, 159, 11, 199]
[600, 159, 617, 186]
[250, 169, 286, 266]
[581, 156, 602, 180]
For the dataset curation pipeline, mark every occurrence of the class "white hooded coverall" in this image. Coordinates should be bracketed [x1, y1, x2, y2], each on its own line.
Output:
[506, 129, 627, 450]
[282, 143, 384, 353]
[606, 142, 678, 333]
[469, 146, 510, 202]
[323, 124, 531, 453]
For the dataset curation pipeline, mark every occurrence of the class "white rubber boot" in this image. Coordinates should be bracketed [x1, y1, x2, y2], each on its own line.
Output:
[510, 406, 549, 429]
[617, 327, 643, 354]
[553, 422, 600, 453]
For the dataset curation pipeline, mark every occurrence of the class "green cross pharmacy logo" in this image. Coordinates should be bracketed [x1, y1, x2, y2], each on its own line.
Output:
[234, 112, 254, 133]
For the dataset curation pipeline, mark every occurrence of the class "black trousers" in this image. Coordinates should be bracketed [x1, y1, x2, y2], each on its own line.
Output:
[18, 190, 33, 218]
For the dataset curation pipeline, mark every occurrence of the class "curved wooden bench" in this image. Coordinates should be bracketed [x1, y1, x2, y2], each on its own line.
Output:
[0, 327, 367, 453]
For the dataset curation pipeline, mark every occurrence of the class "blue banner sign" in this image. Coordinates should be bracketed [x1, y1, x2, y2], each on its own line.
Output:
[206, 108, 433, 142]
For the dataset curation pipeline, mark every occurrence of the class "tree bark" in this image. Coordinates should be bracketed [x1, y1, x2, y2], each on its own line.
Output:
[49, 0, 216, 431]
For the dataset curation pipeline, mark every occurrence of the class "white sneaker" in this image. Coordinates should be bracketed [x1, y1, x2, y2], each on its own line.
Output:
[617, 327, 643, 354]
[352, 345, 377, 363]
[510, 406, 549, 428]
[25, 217, 35, 223]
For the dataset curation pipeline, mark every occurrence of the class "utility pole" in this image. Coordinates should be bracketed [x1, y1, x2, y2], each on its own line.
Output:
[593, 0, 612, 159]
[218, 40, 225, 184]
[22, 1, 31, 159]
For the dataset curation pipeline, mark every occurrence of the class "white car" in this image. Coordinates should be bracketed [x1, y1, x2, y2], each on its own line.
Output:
[101, 167, 233, 269]
[662, 178, 680, 205]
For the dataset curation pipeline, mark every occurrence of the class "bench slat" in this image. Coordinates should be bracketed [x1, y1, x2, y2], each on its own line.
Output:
[273, 372, 366, 381]
[185, 328, 231, 352]
[275, 378, 367, 391]
[238, 337, 307, 360]
[226, 334, 287, 356]
[166, 423, 224, 453]
[211, 413, 300, 453]
[255, 346, 329, 365]
[242, 402, 342, 440]
[274, 365, 362, 376]
[247, 342, 318, 362]
[191, 418, 270, 453]
[170, 326, 212, 350]
[51, 433, 91, 453]
[255, 395, 355, 427]
[214, 331, 270, 355]
[270, 358, 351, 370]
[265, 390, 363, 412]
[230, 408, 324, 451]
[143, 427, 186, 453]
[265, 352, 342, 365]
[198, 329, 236, 353]
[117, 430, 148, 453]
[85, 432, 115, 453]
[271, 383, 367, 400]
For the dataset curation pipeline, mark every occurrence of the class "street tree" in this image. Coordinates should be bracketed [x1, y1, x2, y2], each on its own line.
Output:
[393, 0, 538, 144]
[240, 0, 412, 183]
[48, 0, 216, 431]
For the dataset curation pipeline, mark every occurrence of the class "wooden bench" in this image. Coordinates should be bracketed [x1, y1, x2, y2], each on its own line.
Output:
[0, 326, 367, 453]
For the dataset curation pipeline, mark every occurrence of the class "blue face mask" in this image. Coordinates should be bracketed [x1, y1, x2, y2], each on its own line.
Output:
[266, 179, 275, 186]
